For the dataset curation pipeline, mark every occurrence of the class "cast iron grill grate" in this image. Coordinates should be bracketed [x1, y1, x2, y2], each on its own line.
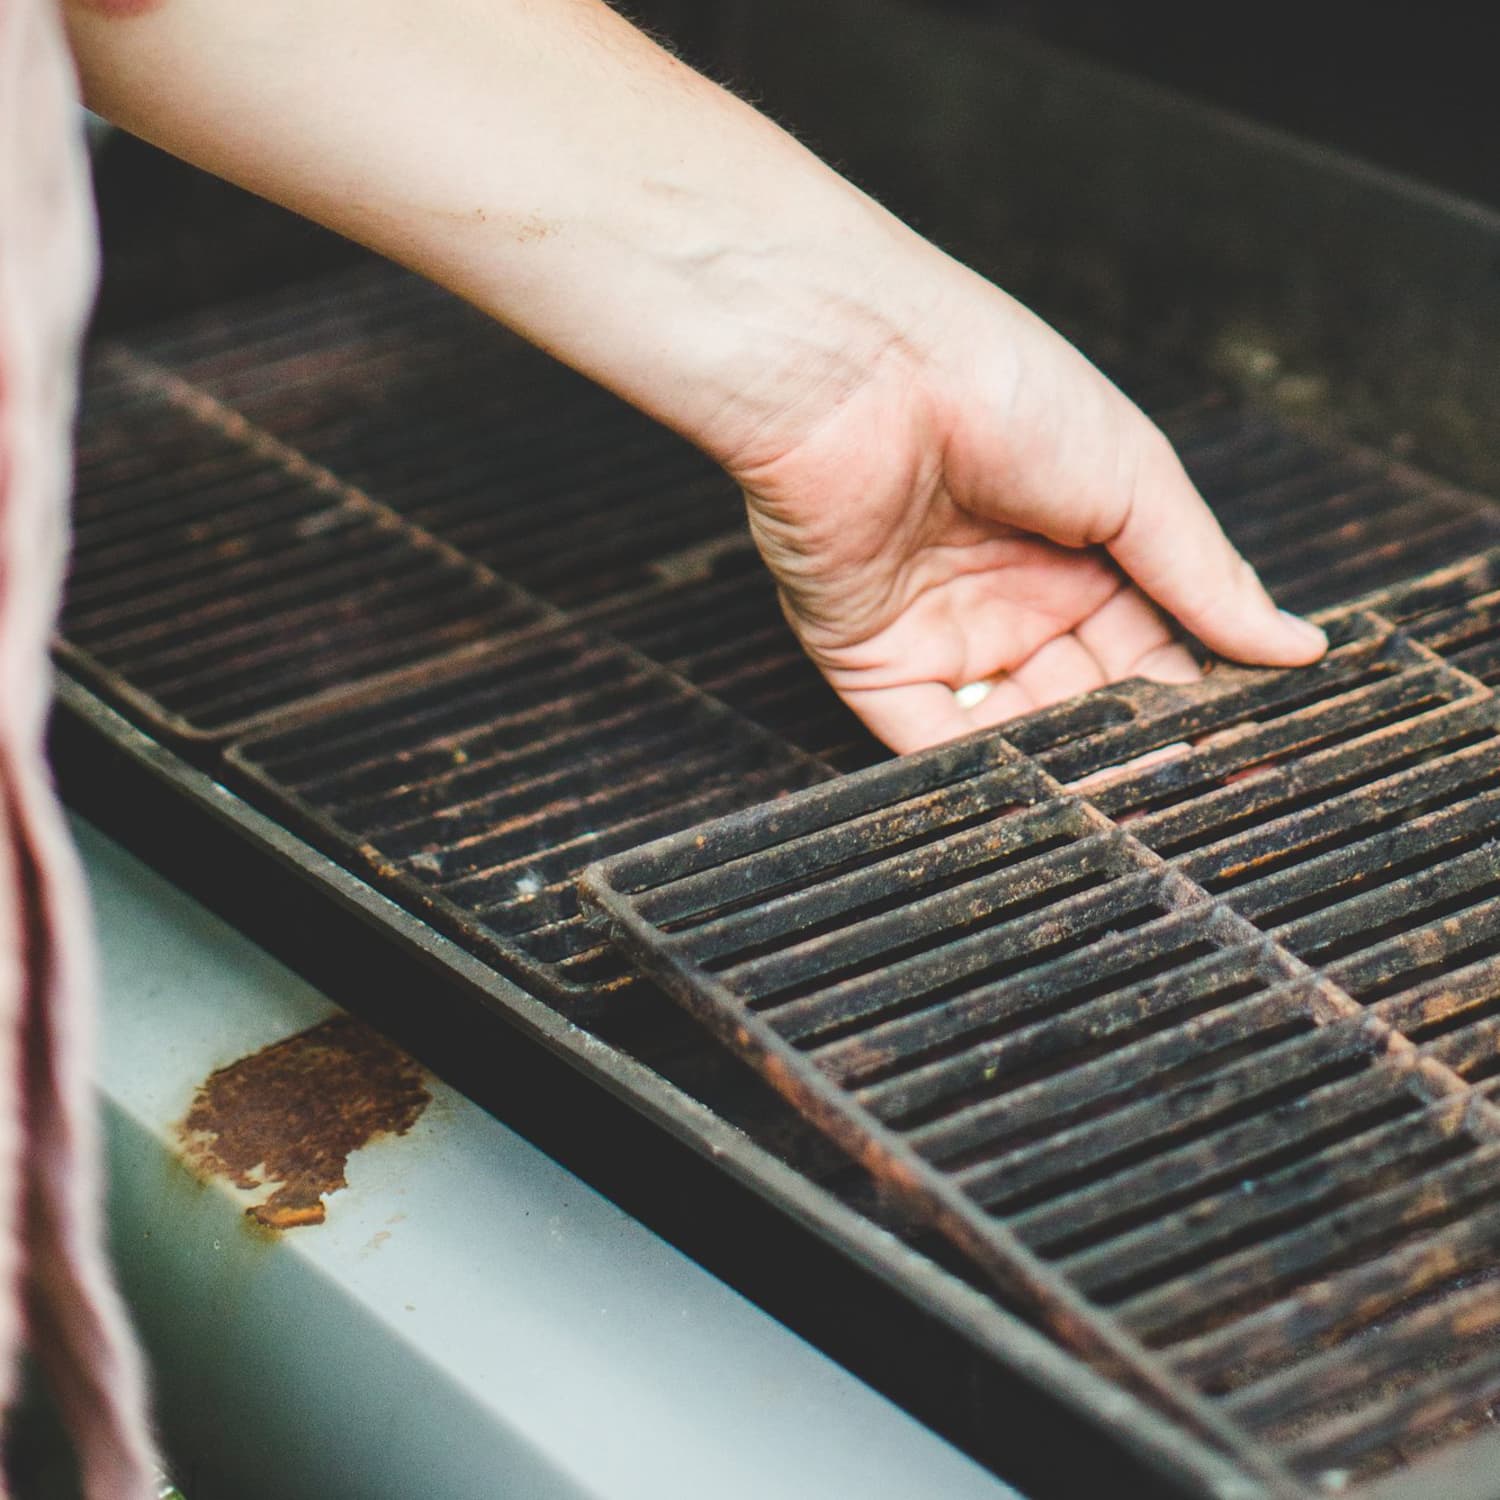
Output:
[123, 264, 748, 608]
[65, 347, 550, 739]
[226, 629, 828, 1010]
[581, 552, 1500, 1494]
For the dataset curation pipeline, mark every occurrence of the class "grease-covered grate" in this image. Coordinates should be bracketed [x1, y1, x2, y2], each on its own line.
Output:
[581, 551, 1500, 1493]
[124, 264, 747, 608]
[227, 627, 828, 1011]
[65, 347, 547, 739]
[64, 259, 1500, 1493]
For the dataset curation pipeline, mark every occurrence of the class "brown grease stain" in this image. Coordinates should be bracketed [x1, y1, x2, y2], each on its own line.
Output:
[179, 1017, 431, 1230]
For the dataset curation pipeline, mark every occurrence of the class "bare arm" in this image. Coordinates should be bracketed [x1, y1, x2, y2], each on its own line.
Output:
[65, 0, 1326, 750]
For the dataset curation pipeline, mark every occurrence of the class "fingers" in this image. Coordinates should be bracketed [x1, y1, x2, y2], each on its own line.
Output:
[967, 587, 1199, 729]
[836, 586, 1201, 754]
[1073, 586, 1199, 684]
[1006, 634, 1107, 706]
[1106, 423, 1327, 668]
[837, 680, 981, 754]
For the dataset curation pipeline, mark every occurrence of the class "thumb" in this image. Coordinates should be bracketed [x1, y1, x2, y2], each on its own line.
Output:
[1104, 421, 1328, 667]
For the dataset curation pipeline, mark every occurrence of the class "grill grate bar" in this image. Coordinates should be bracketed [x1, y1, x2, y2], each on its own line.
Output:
[1168, 1197, 1500, 1386]
[1280, 1338, 1500, 1477]
[65, 347, 556, 739]
[941, 1010, 1364, 1203]
[844, 915, 1269, 1112]
[229, 627, 830, 1007]
[996, 1042, 1412, 1244]
[858, 963, 1302, 1141]
[1148, 706, 1499, 869]
[672, 792, 1076, 968]
[1088, 676, 1490, 833]
[1053, 1095, 1471, 1294]
[1223, 1272, 1500, 1431]
[1263, 836, 1500, 968]
[719, 819, 1146, 997]
[1115, 1140, 1500, 1342]
[756, 860, 1176, 1047]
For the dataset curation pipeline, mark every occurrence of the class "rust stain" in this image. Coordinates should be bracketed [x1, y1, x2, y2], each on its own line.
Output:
[178, 1017, 431, 1230]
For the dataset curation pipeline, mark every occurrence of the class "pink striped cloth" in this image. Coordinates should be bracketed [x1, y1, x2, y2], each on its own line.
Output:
[0, 0, 156, 1492]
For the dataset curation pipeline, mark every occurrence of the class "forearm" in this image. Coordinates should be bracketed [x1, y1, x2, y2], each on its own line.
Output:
[64, 0, 931, 462]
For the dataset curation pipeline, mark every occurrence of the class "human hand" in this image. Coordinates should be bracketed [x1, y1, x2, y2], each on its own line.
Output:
[65, 0, 1326, 759]
[728, 253, 1328, 753]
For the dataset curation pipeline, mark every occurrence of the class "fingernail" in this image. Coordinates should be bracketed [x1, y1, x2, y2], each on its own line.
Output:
[1278, 609, 1328, 653]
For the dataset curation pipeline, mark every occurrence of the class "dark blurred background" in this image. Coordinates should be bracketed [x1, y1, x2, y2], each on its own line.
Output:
[91, 0, 1500, 333]
[970, 0, 1498, 210]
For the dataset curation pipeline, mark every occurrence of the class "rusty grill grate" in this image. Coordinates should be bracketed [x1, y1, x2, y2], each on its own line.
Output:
[124, 265, 748, 608]
[1153, 404, 1500, 619]
[101, 261, 1500, 771]
[582, 552, 1500, 1494]
[226, 629, 827, 1009]
[66, 348, 548, 739]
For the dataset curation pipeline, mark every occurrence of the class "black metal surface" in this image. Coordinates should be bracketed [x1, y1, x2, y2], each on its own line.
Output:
[582, 553, 1500, 1495]
[126, 265, 744, 608]
[116, 263, 891, 770]
[62, 267, 1500, 1500]
[226, 627, 827, 1013]
[53, 676, 1242, 1500]
[1151, 405, 1500, 617]
[66, 347, 546, 739]
[70, 259, 1500, 776]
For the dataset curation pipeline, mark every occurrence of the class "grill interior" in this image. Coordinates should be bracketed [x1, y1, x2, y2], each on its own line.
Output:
[70, 260, 1500, 1036]
[60, 6, 1500, 1493]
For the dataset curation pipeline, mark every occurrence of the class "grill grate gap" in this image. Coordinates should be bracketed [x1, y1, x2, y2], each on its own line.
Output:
[905, 1008, 1307, 1161]
[582, 546, 1500, 1491]
[1060, 1108, 1456, 1301]
[767, 893, 1175, 1042]
[972, 1044, 1385, 1219]
[853, 937, 1229, 1101]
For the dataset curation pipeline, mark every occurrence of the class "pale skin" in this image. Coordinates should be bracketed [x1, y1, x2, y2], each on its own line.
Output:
[64, 0, 1328, 752]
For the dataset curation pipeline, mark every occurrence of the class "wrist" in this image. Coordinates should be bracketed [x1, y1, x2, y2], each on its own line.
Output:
[667, 193, 948, 475]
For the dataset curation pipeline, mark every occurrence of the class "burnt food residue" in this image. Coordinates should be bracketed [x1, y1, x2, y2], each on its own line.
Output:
[179, 1016, 431, 1229]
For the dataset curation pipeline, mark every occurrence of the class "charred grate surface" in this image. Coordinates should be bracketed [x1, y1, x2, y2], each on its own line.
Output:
[67, 347, 549, 739]
[123, 264, 747, 608]
[99, 260, 1500, 770]
[582, 551, 1500, 1494]
[1152, 404, 1500, 619]
[116, 264, 889, 768]
[228, 629, 829, 1013]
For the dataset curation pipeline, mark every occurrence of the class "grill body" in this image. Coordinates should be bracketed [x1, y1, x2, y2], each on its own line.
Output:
[57, 4, 1500, 1497]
